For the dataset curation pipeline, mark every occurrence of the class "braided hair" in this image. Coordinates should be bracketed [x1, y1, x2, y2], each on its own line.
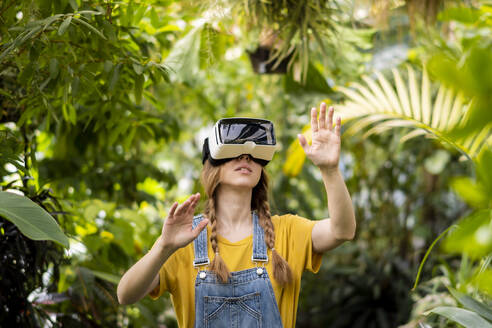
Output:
[200, 160, 293, 285]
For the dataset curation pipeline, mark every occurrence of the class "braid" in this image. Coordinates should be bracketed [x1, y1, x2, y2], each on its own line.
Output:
[200, 161, 292, 285]
[201, 161, 230, 283]
[254, 169, 293, 285]
[206, 198, 230, 283]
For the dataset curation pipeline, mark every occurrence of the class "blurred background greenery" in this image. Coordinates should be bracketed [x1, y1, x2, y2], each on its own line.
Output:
[1, 0, 491, 327]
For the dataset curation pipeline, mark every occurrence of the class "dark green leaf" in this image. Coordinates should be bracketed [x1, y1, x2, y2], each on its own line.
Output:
[102, 20, 116, 42]
[134, 74, 144, 105]
[284, 62, 333, 95]
[49, 58, 59, 79]
[108, 64, 120, 92]
[72, 17, 106, 40]
[58, 16, 72, 35]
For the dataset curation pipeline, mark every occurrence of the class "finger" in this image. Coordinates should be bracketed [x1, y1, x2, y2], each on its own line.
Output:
[310, 107, 318, 133]
[188, 193, 200, 213]
[175, 197, 192, 215]
[335, 116, 341, 136]
[193, 219, 209, 238]
[319, 103, 327, 129]
[297, 134, 309, 154]
[327, 106, 334, 131]
[298, 134, 308, 150]
[168, 202, 178, 218]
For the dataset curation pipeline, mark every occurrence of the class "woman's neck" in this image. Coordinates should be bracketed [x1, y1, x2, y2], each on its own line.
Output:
[214, 185, 253, 234]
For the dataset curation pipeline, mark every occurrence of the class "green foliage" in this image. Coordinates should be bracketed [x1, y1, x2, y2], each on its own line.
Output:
[1, 0, 490, 326]
[0, 190, 69, 247]
[427, 4, 492, 140]
[428, 307, 492, 328]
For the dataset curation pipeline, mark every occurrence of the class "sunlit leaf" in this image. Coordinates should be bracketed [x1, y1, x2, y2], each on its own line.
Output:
[442, 209, 492, 259]
[451, 177, 489, 208]
[0, 191, 69, 248]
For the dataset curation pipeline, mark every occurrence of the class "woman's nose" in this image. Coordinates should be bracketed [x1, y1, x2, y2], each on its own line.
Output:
[237, 154, 251, 161]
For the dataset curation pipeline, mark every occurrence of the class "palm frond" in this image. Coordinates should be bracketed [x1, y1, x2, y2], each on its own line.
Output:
[336, 65, 491, 159]
[283, 65, 491, 177]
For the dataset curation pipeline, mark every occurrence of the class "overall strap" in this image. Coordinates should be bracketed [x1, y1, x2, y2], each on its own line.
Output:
[193, 214, 210, 267]
[252, 211, 269, 263]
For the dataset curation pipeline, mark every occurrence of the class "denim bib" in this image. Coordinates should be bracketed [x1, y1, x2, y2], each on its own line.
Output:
[192, 211, 283, 328]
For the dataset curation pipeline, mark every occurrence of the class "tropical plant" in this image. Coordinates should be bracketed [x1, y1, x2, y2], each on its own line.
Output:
[195, 0, 375, 83]
[284, 64, 490, 178]
[0, 129, 69, 325]
[202, 0, 341, 80]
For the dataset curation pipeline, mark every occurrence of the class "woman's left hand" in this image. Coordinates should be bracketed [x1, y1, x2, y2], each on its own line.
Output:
[298, 102, 341, 172]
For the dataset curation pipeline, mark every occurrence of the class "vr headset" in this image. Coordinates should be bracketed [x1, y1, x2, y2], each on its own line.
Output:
[202, 118, 278, 166]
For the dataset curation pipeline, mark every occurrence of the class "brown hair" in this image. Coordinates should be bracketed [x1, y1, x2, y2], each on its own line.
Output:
[200, 160, 293, 285]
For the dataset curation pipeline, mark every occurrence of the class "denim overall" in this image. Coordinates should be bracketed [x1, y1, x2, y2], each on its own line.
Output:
[192, 211, 283, 328]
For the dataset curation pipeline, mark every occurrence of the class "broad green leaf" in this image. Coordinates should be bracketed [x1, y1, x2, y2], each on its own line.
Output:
[448, 288, 492, 322]
[428, 306, 492, 328]
[110, 218, 135, 255]
[475, 269, 492, 297]
[442, 209, 492, 259]
[284, 63, 333, 95]
[438, 7, 482, 24]
[450, 177, 489, 208]
[0, 191, 69, 248]
[476, 148, 492, 195]
[164, 23, 204, 84]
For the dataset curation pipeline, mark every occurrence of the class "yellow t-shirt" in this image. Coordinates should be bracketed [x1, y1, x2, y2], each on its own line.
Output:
[150, 213, 322, 327]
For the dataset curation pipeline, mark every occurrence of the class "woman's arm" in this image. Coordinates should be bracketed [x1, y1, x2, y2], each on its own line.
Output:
[117, 193, 208, 304]
[117, 238, 175, 305]
[298, 103, 356, 253]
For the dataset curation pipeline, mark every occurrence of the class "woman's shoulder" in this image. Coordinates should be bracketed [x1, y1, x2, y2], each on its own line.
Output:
[270, 213, 311, 229]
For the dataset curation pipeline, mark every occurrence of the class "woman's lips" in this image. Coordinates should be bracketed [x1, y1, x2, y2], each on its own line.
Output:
[235, 166, 252, 173]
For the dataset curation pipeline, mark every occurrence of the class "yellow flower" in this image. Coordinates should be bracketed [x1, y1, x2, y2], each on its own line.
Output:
[100, 230, 114, 241]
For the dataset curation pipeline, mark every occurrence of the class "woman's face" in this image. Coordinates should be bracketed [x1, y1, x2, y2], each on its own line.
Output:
[219, 154, 262, 189]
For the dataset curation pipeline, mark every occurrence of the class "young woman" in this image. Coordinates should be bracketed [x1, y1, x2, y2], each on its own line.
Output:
[117, 103, 356, 327]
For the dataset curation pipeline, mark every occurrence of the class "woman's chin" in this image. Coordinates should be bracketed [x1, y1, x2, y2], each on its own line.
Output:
[221, 179, 258, 190]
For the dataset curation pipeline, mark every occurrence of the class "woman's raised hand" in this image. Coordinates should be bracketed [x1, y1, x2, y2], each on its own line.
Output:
[159, 193, 208, 251]
[298, 102, 341, 172]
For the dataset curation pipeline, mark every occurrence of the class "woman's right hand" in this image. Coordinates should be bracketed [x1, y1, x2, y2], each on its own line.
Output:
[158, 193, 208, 251]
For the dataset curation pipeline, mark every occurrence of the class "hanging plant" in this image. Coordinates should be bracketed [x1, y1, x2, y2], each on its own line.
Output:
[202, 0, 343, 81]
